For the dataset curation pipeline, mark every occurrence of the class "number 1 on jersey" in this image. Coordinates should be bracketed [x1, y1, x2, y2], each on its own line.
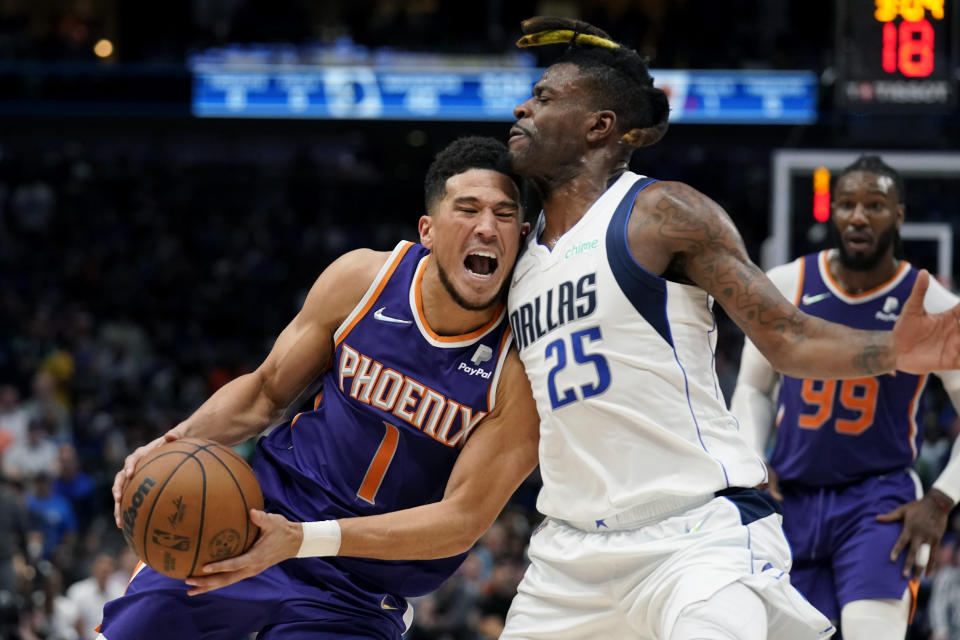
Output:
[357, 422, 399, 504]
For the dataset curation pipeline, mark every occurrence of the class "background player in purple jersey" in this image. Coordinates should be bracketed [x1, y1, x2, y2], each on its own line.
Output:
[99, 136, 541, 640]
[731, 155, 960, 640]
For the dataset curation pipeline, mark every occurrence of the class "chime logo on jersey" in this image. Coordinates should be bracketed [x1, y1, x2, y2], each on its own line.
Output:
[337, 344, 487, 447]
[510, 273, 597, 351]
[564, 238, 599, 260]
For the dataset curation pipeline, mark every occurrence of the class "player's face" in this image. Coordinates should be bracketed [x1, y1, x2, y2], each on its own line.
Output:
[831, 170, 904, 271]
[419, 169, 522, 311]
[509, 63, 595, 177]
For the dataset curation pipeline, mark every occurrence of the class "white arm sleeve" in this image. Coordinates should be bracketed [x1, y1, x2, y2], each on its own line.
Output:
[921, 275, 960, 314]
[924, 277, 960, 502]
[730, 259, 802, 456]
[931, 435, 960, 504]
[730, 339, 779, 455]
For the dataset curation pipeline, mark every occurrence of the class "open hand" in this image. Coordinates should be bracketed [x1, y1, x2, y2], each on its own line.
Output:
[184, 509, 302, 596]
[892, 271, 960, 374]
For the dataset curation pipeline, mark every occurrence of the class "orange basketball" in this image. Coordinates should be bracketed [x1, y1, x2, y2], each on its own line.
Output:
[118, 438, 263, 579]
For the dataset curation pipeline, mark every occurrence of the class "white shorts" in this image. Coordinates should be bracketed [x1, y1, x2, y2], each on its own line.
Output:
[501, 492, 834, 640]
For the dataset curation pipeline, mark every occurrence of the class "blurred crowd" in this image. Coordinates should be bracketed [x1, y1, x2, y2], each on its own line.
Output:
[1, 122, 959, 638]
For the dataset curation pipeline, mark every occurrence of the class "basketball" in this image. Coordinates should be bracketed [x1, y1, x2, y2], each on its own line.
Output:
[118, 438, 263, 579]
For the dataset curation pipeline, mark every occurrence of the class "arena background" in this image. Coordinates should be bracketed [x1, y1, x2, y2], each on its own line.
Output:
[0, 1, 958, 638]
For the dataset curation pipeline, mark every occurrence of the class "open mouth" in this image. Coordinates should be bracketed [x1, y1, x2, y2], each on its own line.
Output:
[844, 232, 872, 251]
[464, 251, 498, 277]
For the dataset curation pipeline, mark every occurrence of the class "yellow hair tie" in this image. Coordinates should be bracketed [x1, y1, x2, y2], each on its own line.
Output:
[516, 29, 620, 50]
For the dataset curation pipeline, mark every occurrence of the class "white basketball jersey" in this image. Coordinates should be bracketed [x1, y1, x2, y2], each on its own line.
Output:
[508, 172, 766, 521]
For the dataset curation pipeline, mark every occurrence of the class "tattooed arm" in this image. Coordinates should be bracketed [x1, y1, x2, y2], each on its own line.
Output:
[626, 181, 960, 378]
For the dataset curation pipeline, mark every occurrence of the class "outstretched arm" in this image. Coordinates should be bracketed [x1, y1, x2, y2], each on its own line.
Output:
[184, 348, 541, 595]
[112, 249, 388, 526]
[629, 181, 960, 378]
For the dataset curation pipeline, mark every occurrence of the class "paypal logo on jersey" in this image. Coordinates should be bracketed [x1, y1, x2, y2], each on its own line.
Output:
[510, 273, 597, 351]
[471, 345, 493, 365]
[458, 362, 492, 378]
[458, 345, 493, 378]
[876, 296, 900, 322]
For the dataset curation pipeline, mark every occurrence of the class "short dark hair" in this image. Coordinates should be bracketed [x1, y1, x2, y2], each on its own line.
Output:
[555, 46, 670, 135]
[424, 136, 515, 212]
[837, 154, 905, 204]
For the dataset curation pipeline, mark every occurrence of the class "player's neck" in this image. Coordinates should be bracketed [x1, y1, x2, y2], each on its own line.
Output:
[827, 250, 900, 295]
[536, 164, 625, 249]
[419, 270, 501, 336]
[424, 301, 500, 337]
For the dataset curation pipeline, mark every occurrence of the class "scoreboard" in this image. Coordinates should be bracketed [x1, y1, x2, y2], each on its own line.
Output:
[189, 46, 818, 124]
[837, 0, 959, 110]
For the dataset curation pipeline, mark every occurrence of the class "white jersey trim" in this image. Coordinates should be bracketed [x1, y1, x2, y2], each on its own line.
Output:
[333, 241, 413, 344]
[485, 327, 513, 413]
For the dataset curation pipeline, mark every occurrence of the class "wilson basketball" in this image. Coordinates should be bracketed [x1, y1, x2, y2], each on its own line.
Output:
[119, 438, 263, 579]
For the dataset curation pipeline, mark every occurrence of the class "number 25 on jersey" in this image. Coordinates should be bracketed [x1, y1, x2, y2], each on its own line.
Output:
[545, 327, 611, 410]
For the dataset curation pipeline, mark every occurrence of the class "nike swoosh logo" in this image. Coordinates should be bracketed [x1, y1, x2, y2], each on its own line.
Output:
[373, 307, 412, 325]
[801, 292, 831, 305]
[380, 596, 399, 610]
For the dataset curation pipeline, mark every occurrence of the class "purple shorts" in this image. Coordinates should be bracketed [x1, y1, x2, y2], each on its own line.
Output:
[99, 557, 409, 640]
[779, 470, 917, 621]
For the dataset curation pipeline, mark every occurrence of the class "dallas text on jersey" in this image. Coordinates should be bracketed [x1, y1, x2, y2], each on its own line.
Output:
[509, 273, 597, 352]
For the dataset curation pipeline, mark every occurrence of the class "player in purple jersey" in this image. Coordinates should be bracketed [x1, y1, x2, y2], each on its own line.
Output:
[732, 155, 960, 640]
[495, 16, 960, 640]
[99, 136, 541, 640]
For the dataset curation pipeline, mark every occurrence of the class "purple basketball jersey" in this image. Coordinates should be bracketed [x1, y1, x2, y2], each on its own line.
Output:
[100, 241, 515, 640]
[257, 241, 513, 596]
[771, 251, 928, 487]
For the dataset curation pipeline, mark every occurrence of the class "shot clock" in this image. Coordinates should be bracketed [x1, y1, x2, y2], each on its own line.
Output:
[836, 0, 958, 110]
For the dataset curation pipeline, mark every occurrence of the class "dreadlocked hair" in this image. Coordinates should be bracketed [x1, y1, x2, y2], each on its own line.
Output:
[424, 136, 514, 212]
[837, 154, 905, 204]
[518, 16, 669, 147]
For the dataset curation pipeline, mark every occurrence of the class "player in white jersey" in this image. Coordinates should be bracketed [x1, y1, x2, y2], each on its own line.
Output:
[499, 17, 960, 640]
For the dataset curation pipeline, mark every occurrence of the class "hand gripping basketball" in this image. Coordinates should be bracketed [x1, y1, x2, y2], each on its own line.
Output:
[118, 438, 263, 579]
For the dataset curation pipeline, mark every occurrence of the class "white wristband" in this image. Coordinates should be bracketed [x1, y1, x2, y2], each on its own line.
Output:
[296, 520, 342, 558]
